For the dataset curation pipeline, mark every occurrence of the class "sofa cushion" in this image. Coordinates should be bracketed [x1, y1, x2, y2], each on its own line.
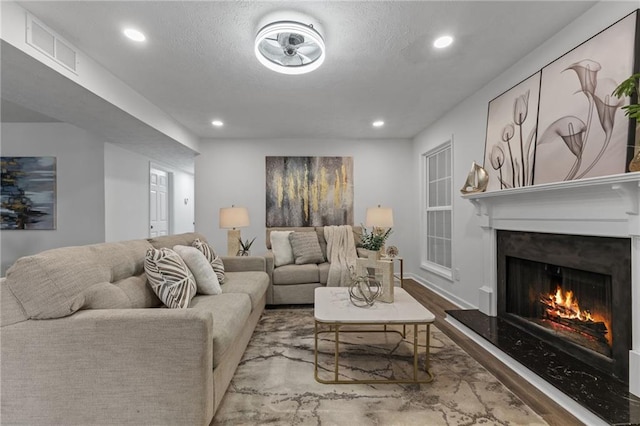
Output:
[270, 231, 294, 266]
[189, 293, 251, 368]
[318, 262, 330, 285]
[289, 232, 324, 265]
[144, 248, 196, 309]
[5, 239, 153, 319]
[314, 228, 328, 261]
[173, 245, 222, 295]
[222, 271, 269, 310]
[272, 263, 320, 285]
[192, 239, 226, 283]
[147, 232, 206, 249]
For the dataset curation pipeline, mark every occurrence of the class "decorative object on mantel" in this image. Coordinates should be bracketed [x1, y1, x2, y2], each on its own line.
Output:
[460, 161, 489, 194]
[385, 245, 399, 258]
[219, 205, 250, 256]
[0, 156, 56, 230]
[612, 73, 640, 172]
[356, 257, 394, 303]
[534, 10, 637, 185]
[237, 237, 256, 256]
[348, 268, 382, 307]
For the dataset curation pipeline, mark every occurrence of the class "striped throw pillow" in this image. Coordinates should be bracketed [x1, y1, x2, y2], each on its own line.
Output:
[192, 238, 225, 283]
[144, 247, 196, 309]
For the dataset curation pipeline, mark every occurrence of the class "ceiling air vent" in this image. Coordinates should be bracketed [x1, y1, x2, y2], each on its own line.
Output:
[25, 13, 78, 73]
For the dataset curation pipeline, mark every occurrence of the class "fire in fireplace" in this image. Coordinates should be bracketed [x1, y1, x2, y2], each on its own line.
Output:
[505, 256, 613, 358]
[497, 230, 631, 382]
[540, 285, 611, 347]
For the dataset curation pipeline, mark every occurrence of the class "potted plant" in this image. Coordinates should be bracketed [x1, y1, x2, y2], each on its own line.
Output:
[358, 226, 392, 259]
[613, 73, 640, 171]
[237, 237, 256, 256]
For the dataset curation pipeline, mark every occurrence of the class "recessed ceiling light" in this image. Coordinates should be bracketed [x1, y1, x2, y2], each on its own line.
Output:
[211, 120, 224, 127]
[123, 28, 146, 42]
[433, 35, 453, 49]
[372, 120, 385, 127]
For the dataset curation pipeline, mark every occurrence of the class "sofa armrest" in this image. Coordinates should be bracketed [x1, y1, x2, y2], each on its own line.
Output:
[1, 308, 214, 425]
[221, 256, 266, 272]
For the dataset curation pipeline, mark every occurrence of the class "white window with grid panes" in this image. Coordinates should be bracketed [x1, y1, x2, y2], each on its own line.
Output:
[422, 142, 452, 278]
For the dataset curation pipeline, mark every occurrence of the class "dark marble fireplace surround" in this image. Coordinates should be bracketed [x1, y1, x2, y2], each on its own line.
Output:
[449, 229, 640, 425]
[497, 230, 631, 383]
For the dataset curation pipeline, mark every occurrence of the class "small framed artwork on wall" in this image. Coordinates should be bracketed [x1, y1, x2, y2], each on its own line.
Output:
[1, 156, 57, 230]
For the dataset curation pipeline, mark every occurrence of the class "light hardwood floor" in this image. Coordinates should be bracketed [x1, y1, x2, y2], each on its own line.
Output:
[402, 279, 583, 426]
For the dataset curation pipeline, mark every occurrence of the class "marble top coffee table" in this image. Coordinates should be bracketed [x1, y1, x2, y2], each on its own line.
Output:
[314, 286, 435, 384]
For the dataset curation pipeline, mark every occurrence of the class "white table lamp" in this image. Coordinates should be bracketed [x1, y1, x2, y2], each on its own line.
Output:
[219, 205, 250, 256]
[365, 205, 394, 229]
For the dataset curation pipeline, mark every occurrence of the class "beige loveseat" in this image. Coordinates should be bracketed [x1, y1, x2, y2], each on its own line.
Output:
[265, 226, 361, 305]
[0, 232, 269, 425]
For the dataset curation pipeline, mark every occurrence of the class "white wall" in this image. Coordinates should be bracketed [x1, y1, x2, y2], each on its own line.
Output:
[0, 123, 105, 273]
[412, 1, 638, 308]
[195, 139, 415, 259]
[104, 143, 194, 242]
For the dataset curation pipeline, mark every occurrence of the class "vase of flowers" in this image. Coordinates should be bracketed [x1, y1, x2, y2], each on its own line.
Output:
[358, 226, 392, 259]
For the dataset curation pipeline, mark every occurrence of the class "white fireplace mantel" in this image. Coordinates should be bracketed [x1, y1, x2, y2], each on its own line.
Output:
[463, 172, 640, 396]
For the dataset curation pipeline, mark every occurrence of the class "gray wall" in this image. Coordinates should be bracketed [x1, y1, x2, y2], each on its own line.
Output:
[1, 123, 105, 273]
[194, 138, 417, 263]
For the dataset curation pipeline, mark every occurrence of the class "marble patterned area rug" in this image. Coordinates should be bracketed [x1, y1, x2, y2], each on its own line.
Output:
[213, 308, 548, 426]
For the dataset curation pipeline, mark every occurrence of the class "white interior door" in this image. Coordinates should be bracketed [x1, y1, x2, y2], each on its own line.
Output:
[150, 167, 169, 237]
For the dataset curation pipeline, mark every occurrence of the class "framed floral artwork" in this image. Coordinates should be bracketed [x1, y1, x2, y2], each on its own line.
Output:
[483, 72, 541, 191]
[534, 11, 637, 184]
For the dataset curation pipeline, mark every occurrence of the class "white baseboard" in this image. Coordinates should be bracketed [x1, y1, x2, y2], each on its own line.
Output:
[406, 273, 475, 310]
[446, 315, 609, 426]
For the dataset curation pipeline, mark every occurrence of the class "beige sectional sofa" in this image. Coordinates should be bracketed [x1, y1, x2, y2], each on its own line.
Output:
[264, 226, 361, 305]
[0, 232, 269, 426]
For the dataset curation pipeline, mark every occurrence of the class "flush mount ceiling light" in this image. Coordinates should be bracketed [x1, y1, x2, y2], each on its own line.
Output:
[211, 120, 224, 127]
[254, 21, 325, 75]
[372, 120, 385, 127]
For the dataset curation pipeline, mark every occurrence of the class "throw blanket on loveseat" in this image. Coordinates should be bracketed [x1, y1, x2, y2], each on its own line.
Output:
[324, 225, 358, 286]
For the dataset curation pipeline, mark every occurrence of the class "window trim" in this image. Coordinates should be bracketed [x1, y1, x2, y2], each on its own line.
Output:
[420, 139, 454, 281]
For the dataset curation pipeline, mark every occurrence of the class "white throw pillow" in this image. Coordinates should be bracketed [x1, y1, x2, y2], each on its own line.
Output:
[144, 247, 196, 309]
[270, 230, 294, 266]
[173, 245, 222, 295]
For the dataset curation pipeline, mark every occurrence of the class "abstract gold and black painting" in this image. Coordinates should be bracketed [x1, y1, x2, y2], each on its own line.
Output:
[265, 156, 353, 227]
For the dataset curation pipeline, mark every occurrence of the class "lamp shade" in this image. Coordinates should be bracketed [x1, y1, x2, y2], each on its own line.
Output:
[365, 205, 394, 228]
[219, 206, 250, 229]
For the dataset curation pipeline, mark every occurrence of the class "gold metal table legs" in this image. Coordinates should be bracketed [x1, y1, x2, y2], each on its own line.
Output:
[314, 322, 434, 384]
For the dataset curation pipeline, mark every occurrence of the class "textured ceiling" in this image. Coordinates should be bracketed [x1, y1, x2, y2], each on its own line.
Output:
[2, 1, 598, 166]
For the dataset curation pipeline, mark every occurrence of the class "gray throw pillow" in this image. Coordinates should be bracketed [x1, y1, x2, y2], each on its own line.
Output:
[289, 232, 325, 265]
[173, 245, 222, 295]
